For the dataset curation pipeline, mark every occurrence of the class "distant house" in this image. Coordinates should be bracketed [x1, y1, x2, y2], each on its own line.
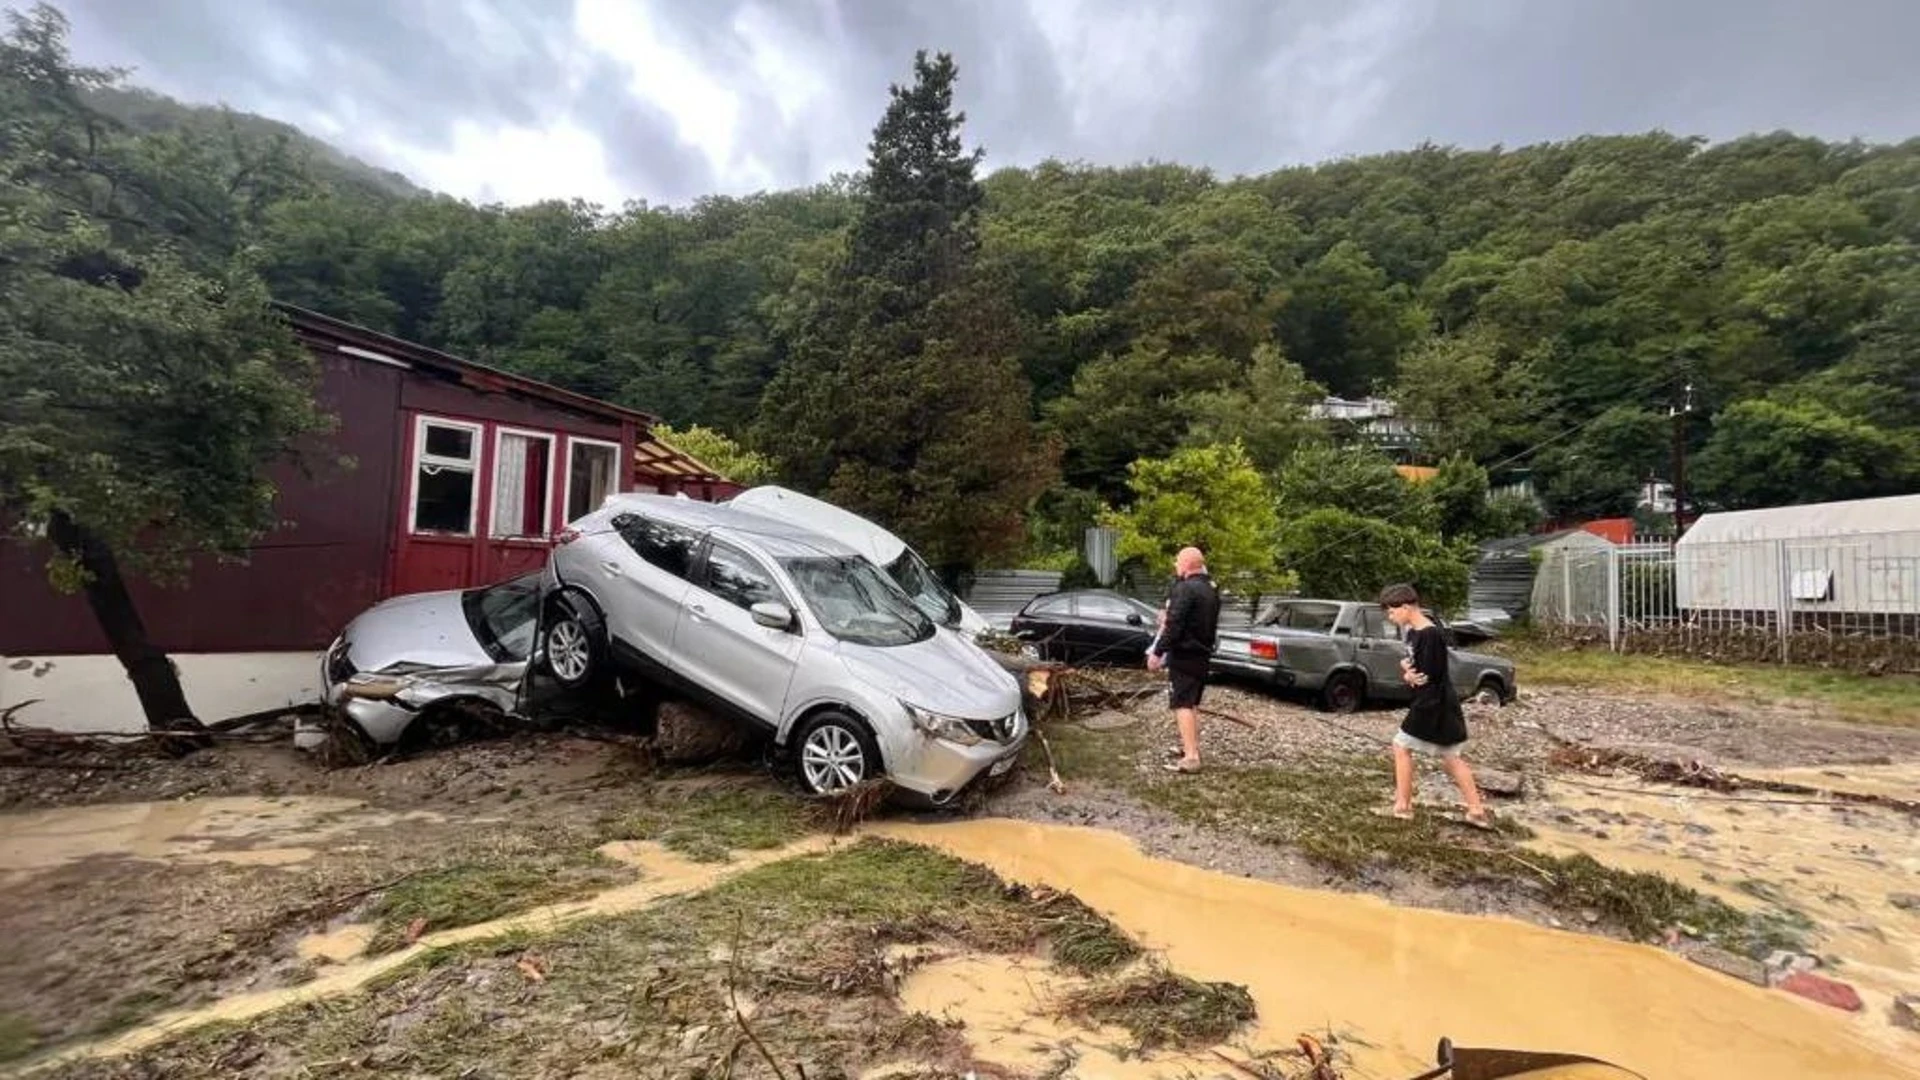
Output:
[1308, 395, 1420, 462]
[0, 304, 729, 732]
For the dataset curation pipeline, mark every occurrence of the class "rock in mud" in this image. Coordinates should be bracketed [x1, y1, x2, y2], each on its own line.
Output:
[1893, 994, 1920, 1033]
[1687, 946, 1769, 987]
[1889, 893, 1920, 911]
[1476, 768, 1524, 797]
[652, 700, 752, 764]
[1777, 972, 1864, 1012]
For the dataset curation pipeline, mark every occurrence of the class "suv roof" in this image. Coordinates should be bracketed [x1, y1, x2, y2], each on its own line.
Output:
[601, 493, 860, 561]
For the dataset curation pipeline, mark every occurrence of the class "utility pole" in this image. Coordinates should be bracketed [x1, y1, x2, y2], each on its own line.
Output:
[1669, 382, 1694, 536]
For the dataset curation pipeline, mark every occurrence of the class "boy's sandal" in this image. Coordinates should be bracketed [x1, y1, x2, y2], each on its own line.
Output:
[1459, 810, 1496, 831]
[1370, 806, 1416, 821]
[1162, 758, 1202, 774]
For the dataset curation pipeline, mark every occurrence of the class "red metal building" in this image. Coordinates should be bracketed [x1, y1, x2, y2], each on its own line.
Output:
[0, 305, 725, 700]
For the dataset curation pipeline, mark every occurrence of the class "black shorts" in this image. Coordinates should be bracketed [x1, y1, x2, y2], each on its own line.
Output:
[1168, 666, 1208, 709]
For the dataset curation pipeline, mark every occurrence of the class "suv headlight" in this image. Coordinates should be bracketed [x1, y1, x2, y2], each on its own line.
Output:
[902, 701, 984, 747]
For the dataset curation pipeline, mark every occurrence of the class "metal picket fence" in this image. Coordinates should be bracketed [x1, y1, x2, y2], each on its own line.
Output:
[1532, 531, 1920, 671]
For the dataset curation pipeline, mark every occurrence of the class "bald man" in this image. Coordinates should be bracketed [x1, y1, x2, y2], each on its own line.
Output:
[1147, 546, 1221, 773]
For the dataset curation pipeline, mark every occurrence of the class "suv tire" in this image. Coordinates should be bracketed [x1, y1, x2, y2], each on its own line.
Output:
[542, 593, 604, 691]
[792, 709, 882, 795]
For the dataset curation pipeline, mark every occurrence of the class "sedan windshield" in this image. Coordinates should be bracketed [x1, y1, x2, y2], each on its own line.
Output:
[780, 556, 935, 647]
[461, 573, 543, 661]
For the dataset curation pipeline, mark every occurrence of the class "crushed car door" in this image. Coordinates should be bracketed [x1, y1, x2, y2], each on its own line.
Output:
[672, 537, 802, 726]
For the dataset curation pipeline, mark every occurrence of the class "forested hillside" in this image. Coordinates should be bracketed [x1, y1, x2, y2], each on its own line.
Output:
[7, 1, 1918, 600]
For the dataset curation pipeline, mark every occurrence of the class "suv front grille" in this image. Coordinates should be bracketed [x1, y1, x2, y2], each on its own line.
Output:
[964, 710, 1026, 744]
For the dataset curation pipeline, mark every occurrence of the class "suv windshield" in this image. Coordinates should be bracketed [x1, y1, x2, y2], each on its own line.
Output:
[886, 548, 960, 626]
[461, 573, 543, 661]
[780, 556, 936, 647]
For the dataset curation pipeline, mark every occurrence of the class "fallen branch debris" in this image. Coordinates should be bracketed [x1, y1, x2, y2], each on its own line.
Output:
[1547, 744, 1920, 816]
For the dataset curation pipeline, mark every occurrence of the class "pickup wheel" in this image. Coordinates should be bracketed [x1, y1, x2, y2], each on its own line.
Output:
[1321, 671, 1365, 714]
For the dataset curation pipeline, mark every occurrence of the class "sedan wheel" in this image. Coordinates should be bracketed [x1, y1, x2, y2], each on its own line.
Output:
[1322, 672, 1365, 714]
[795, 712, 880, 795]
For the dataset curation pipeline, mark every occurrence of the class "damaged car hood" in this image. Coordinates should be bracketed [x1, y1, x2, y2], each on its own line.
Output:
[341, 590, 494, 672]
[838, 629, 1020, 720]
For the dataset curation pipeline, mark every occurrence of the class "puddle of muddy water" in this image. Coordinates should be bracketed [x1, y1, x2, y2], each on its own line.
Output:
[1519, 774, 1920, 1045]
[892, 950, 1242, 1079]
[0, 797, 444, 883]
[27, 835, 836, 1070]
[295, 924, 375, 965]
[870, 818, 1920, 1080]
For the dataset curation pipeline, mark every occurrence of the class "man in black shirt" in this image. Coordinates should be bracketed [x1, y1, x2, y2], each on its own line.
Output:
[1379, 582, 1490, 827]
[1148, 547, 1220, 774]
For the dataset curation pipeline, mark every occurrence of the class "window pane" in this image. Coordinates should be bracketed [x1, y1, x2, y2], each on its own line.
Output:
[424, 424, 475, 461]
[491, 433, 551, 538]
[1029, 596, 1071, 616]
[1077, 595, 1135, 620]
[415, 465, 474, 533]
[614, 514, 698, 579]
[703, 542, 782, 610]
[567, 443, 618, 522]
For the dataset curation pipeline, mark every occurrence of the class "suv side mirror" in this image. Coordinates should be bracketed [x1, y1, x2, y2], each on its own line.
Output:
[750, 601, 795, 631]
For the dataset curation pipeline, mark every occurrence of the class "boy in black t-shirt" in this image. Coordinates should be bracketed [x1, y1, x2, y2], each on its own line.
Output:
[1378, 583, 1491, 829]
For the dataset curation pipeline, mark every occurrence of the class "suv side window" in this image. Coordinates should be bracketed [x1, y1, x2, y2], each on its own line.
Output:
[612, 513, 700, 579]
[1076, 594, 1138, 621]
[701, 539, 784, 611]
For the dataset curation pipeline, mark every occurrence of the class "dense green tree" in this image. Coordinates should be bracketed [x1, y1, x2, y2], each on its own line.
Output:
[752, 52, 1056, 567]
[1101, 443, 1289, 594]
[1277, 509, 1472, 613]
[1181, 344, 1327, 475]
[652, 423, 775, 486]
[1274, 445, 1425, 526]
[2, 4, 331, 730]
[1692, 399, 1917, 510]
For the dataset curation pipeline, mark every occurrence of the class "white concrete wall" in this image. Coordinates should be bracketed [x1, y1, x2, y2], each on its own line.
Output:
[0, 652, 324, 734]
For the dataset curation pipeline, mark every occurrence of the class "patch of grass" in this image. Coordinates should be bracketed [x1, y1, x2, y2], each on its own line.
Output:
[1058, 970, 1256, 1050]
[0, 1013, 38, 1064]
[606, 782, 814, 862]
[1028, 717, 1153, 788]
[1496, 640, 1920, 727]
[1134, 754, 1802, 952]
[365, 857, 620, 953]
[38, 840, 1153, 1080]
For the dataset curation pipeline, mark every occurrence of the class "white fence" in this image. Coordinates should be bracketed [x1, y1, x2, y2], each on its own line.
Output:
[1532, 531, 1920, 670]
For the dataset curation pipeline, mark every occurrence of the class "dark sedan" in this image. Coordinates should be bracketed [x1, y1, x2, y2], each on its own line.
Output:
[1009, 589, 1161, 666]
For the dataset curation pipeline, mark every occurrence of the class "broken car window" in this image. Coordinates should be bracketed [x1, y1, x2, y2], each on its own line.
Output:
[702, 540, 785, 612]
[461, 573, 543, 661]
[780, 556, 934, 647]
[613, 513, 700, 579]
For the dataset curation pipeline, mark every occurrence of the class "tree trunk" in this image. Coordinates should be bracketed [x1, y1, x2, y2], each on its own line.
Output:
[47, 511, 204, 738]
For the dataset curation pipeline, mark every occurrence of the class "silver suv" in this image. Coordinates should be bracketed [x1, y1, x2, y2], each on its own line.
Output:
[543, 494, 1027, 802]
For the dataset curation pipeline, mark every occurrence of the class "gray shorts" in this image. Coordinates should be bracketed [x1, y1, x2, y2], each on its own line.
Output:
[1393, 730, 1463, 758]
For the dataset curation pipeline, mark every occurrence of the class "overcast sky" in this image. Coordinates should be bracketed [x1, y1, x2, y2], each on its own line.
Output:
[57, 0, 1920, 208]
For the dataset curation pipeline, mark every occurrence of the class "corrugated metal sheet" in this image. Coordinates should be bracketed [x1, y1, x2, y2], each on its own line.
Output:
[964, 569, 1063, 630]
[1679, 494, 1920, 544]
[1084, 526, 1119, 585]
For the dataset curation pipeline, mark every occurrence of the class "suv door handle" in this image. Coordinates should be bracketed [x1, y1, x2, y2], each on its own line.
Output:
[689, 602, 708, 620]
[600, 560, 623, 576]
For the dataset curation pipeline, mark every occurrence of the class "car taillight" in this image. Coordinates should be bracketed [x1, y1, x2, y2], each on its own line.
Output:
[1251, 640, 1279, 660]
[552, 527, 581, 546]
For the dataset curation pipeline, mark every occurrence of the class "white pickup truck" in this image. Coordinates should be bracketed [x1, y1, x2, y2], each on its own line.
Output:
[1210, 598, 1517, 713]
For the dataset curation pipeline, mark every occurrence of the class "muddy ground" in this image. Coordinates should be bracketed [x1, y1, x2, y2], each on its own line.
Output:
[3, 676, 1918, 1076]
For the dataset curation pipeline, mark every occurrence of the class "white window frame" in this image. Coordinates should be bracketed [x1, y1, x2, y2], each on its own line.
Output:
[489, 426, 558, 540]
[564, 436, 624, 522]
[409, 415, 484, 536]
